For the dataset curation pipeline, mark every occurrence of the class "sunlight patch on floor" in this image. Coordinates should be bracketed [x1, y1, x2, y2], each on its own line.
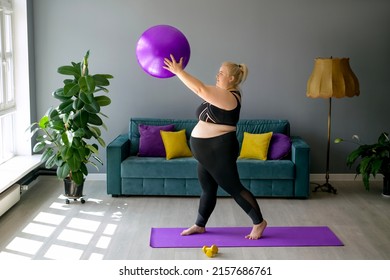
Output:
[33, 212, 66, 225]
[96, 236, 111, 249]
[22, 223, 56, 238]
[67, 217, 101, 232]
[103, 224, 117, 235]
[57, 229, 93, 245]
[88, 252, 104, 260]
[0, 177, 122, 260]
[49, 202, 71, 211]
[44, 244, 83, 260]
[6, 237, 43, 255]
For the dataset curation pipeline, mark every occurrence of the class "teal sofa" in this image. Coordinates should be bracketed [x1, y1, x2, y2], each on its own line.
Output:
[107, 118, 310, 198]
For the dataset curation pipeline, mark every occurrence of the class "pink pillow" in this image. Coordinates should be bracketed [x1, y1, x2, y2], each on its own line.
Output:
[138, 124, 175, 157]
[268, 133, 291, 160]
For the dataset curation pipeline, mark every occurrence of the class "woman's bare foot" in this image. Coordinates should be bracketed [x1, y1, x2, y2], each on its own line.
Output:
[181, 225, 206, 236]
[245, 220, 267, 240]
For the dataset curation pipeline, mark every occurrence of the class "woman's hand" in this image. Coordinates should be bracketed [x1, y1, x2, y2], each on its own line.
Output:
[163, 54, 184, 75]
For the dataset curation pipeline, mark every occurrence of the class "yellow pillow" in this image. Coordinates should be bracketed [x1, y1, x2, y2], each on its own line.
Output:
[160, 129, 193, 160]
[239, 132, 273, 160]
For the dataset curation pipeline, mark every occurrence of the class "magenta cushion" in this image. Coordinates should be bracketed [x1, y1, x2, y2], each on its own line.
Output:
[138, 124, 175, 157]
[268, 133, 291, 160]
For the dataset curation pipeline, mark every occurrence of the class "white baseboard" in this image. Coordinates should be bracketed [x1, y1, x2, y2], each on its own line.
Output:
[310, 173, 383, 182]
[86, 173, 107, 181]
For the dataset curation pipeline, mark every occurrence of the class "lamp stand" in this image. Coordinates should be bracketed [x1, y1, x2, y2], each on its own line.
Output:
[313, 98, 337, 194]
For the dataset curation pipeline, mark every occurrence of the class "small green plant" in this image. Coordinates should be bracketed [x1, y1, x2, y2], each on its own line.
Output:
[335, 132, 390, 190]
[29, 51, 113, 185]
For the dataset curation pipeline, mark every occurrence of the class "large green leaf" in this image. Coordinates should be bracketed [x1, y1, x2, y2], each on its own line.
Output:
[39, 115, 49, 128]
[49, 109, 60, 120]
[50, 120, 65, 131]
[94, 86, 109, 94]
[97, 137, 106, 148]
[71, 170, 84, 185]
[98, 74, 113, 79]
[68, 152, 81, 171]
[57, 163, 71, 179]
[362, 173, 370, 190]
[63, 83, 80, 97]
[346, 148, 364, 167]
[52, 88, 71, 101]
[371, 158, 383, 176]
[79, 92, 92, 104]
[79, 75, 96, 93]
[88, 114, 103, 125]
[58, 65, 80, 78]
[359, 157, 373, 175]
[82, 128, 93, 139]
[60, 146, 71, 161]
[61, 132, 69, 146]
[80, 163, 88, 176]
[93, 74, 111, 86]
[72, 98, 84, 110]
[95, 95, 111, 106]
[45, 153, 58, 169]
[33, 141, 46, 153]
[63, 79, 75, 85]
[58, 99, 74, 112]
[41, 147, 54, 162]
[84, 99, 100, 114]
[86, 144, 99, 154]
[73, 128, 86, 138]
[76, 144, 88, 160]
[88, 126, 101, 138]
[73, 110, 89, 127]
[66, 130, 74, 146]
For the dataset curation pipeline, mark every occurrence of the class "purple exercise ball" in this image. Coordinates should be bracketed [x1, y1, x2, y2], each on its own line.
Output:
[136, 25, 191, 78]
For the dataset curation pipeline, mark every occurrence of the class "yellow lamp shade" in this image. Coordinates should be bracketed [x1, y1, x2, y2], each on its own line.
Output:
[306, 58, 360, 99]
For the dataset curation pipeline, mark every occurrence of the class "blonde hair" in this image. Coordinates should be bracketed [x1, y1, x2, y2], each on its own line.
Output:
[223, 62, 249, 88]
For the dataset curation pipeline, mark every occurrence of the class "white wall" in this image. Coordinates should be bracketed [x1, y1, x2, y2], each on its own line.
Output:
[30, 0, 390, 174]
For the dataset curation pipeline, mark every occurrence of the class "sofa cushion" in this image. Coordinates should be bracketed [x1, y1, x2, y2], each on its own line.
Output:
[121, 156, 198, 178]
[268, 133, 292, 160]
[121, 156, 294, 180]
[239, 132, 273, 160]
[160, 129, 192, 159]
[129, 118, 197, 156]
[237, 159, 295, 179]
[138, 124, 175, 157]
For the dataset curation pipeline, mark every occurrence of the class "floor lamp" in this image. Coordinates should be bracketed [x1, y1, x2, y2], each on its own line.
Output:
[306, 57, 360, 194]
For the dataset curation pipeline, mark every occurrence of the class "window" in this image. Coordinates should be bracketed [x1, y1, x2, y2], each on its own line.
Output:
[0, 0, 14, 164]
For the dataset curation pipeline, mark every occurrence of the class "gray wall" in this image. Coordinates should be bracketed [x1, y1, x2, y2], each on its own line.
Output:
[31, 0, 390, 174]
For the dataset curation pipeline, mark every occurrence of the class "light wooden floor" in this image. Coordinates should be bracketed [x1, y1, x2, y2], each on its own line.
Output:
[0, 176, 389, 260]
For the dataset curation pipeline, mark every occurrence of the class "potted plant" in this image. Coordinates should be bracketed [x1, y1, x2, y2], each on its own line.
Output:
[29, 50, 113, 203]
[335, 132, 390, 196]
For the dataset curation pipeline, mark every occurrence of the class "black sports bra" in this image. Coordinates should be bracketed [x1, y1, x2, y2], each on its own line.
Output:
[196, 91, 241, 126]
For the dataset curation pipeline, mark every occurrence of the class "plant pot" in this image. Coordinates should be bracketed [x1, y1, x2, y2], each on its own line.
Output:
[64, 178, 85, 204]
[383, 176, 390, 197]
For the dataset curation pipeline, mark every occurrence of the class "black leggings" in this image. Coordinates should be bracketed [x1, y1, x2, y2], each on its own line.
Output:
[190, 132, 263, 227]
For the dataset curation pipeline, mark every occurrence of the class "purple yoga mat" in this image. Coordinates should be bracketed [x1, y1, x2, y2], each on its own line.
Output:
[150, 226, 343, 248]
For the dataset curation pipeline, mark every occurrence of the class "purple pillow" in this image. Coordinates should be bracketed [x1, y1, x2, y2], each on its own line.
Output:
[138, 124, 175, 157]
[268, 133, 291, 160]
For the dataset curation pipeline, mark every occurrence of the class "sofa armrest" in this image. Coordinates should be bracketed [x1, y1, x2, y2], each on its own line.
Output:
[290, 136, 310, 198]
[106, 134, 130, 196]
